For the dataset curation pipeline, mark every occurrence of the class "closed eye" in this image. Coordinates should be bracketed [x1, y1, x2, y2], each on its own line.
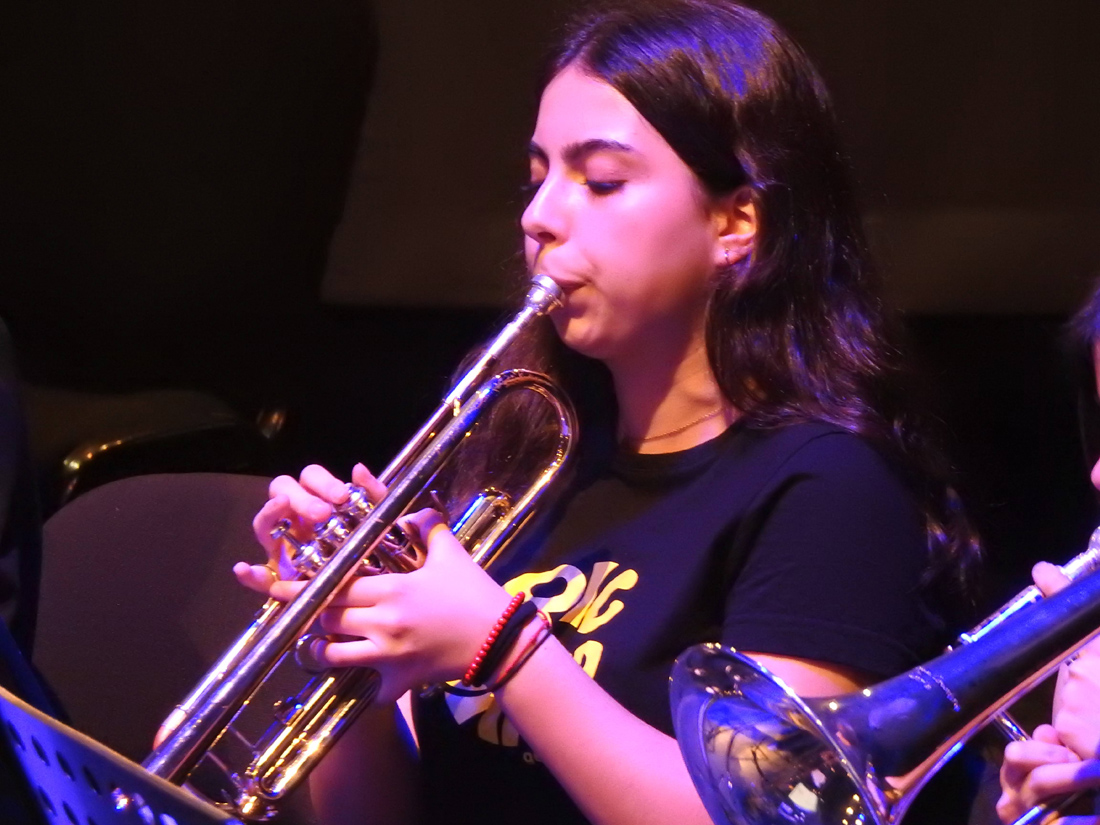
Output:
[585, 179, 624, 196]
[521, 177, 545, 201]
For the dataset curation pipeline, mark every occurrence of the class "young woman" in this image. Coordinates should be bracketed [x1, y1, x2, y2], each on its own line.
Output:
[236, 2, 979, 822]
[996, 285, 1100, 825]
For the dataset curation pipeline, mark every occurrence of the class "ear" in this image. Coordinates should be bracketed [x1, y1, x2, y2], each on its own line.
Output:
[711, 185, 757, 269]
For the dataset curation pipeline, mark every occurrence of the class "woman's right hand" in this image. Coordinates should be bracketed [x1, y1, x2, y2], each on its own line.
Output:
[155, 463, 387, 749]
[236, 462, 388, 592]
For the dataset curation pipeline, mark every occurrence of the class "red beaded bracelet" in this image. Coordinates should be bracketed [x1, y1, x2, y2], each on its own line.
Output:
[462, 593, 525, 686]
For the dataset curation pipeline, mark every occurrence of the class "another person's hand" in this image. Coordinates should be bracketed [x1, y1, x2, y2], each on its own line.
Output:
[1053, 641, 1100, 763]
[1031, 561, 1100, 760]
[994, 561, 1100, 823]
[997, 724, 1100, 823]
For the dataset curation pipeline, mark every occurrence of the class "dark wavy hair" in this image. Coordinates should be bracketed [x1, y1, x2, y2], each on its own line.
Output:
[445, 0, 980, 615]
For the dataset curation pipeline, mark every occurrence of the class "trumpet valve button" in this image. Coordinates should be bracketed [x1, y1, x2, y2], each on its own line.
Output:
[314, 517, 351, 548]
[290, 541, 327, 577]
[270, 519, 304, 549]
[339, 486, 374, 522]
[294, 635, 328, 674]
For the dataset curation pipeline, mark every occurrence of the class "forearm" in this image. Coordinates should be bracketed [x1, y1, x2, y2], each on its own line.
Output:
[494, 636, 710, 825]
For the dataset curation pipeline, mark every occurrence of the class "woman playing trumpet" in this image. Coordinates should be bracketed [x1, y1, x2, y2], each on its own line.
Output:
[237, 2, 979, 822]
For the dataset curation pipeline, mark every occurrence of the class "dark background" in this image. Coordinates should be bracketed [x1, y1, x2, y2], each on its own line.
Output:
[1, 0, 1099, 607]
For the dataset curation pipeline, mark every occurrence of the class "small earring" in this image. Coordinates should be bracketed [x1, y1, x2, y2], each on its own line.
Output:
[723, 247, 731, 268]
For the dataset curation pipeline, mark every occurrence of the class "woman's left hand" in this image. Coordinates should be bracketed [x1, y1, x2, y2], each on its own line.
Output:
[268, 508, 514, 703]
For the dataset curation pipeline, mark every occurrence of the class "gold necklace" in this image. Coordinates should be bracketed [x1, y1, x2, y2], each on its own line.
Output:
[635, 407, 726, 443]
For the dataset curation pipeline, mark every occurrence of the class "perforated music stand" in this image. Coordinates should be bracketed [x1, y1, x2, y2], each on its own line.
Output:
[0, 683, 238, 825]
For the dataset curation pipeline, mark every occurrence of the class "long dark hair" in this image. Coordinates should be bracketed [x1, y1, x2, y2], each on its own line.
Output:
[448, 0, 979, 613]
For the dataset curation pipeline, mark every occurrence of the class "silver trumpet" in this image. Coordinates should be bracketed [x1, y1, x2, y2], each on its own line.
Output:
[671, 528, 1100, 825]
[143, 275, 577, 820]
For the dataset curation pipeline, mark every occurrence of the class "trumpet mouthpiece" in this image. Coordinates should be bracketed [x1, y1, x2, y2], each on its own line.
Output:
[527, 274, 564, 312]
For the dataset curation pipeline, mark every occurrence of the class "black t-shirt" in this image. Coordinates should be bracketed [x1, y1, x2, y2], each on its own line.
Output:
[414, 421, 943, 824]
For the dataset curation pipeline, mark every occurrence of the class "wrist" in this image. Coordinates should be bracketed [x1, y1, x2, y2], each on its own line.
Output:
[480, 607, 553, 691]
[463, 593, 527, 686]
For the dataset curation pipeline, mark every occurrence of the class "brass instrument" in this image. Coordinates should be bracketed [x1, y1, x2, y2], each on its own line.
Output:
[143, 275, 577, 820]
[671, 529, 1100, 825]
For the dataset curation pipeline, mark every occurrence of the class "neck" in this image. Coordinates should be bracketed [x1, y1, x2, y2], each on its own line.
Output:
[609, 337, 736, 454]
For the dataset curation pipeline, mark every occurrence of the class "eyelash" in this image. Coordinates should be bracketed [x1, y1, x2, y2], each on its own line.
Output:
[584, 179, 623, 196]
[520, 177, 624, 200]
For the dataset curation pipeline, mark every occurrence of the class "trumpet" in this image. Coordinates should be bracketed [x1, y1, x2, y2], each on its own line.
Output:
[143, 275, 578, 820]
[671, 529, 1100, 825]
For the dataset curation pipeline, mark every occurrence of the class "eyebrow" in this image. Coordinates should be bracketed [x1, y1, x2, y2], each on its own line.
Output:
[528, 138, 637, 166]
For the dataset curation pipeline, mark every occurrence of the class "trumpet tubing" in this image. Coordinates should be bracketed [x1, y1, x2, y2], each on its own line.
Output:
[143, 276, 577, 820]
[671, 527, 1100, 825]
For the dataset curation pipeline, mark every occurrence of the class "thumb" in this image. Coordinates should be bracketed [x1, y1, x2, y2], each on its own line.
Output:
[399, 508, 466, 563]
[1033, 723, 1063, 745]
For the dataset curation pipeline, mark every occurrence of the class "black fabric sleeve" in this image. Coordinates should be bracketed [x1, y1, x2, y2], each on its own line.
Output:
[721, 431, 937, 679]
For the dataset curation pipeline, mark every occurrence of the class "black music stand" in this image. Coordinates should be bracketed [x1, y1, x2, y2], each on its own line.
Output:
[0, 683, 237, 825]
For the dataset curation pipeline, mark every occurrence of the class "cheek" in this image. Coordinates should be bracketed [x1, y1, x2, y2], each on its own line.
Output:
[524, 236, 539, 269]
[621, 188, 713, 263]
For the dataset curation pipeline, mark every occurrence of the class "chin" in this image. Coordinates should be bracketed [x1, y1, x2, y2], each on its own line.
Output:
[553, 320, 596, 358]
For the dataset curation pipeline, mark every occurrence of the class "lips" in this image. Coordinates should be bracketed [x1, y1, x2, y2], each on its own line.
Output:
[535, 271, 585, 295]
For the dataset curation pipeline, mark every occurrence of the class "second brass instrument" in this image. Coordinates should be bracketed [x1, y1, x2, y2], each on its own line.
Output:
[671, 528, 1100, 825]
[143, 275, 577, 819]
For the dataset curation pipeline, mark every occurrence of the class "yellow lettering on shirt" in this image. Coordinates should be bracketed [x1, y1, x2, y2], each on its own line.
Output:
[573, 639, 604, 676]
[476, 702, 521, 748]
[560, 561, 617, 627]
[573, 568, 639, 634]
[445, 561, 639, 749]
[506, 564, 587, 615]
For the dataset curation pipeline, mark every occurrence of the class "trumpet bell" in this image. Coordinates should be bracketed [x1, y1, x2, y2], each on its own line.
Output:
[672, 562, 1100, 825]
[672, 644, 877, 825]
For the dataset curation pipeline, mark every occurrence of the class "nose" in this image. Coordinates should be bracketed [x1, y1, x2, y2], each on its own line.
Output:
[521, 174, 568, 249]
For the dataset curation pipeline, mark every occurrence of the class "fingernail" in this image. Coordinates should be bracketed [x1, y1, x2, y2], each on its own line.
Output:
[397, 515, 423, 547]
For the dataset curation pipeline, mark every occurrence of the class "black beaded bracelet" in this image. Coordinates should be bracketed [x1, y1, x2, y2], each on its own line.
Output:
[467, 599, 538, 687]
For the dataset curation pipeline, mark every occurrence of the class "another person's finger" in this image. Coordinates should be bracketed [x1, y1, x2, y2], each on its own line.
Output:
[1033, 561, 1073, 598]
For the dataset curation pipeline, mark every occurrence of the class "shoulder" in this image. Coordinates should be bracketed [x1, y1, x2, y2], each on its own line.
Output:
[722, 421, 926, 573]
[730, 421, 911, 495]
[720, 423, 938, 674]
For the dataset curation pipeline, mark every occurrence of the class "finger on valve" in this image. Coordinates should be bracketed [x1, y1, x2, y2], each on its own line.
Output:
[271, 471, 340, 522]
[250, 490, 309, 582]
[298, 464, 356, 506]
[255, 465, 362, 580]
[351, 462, 388, 503]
